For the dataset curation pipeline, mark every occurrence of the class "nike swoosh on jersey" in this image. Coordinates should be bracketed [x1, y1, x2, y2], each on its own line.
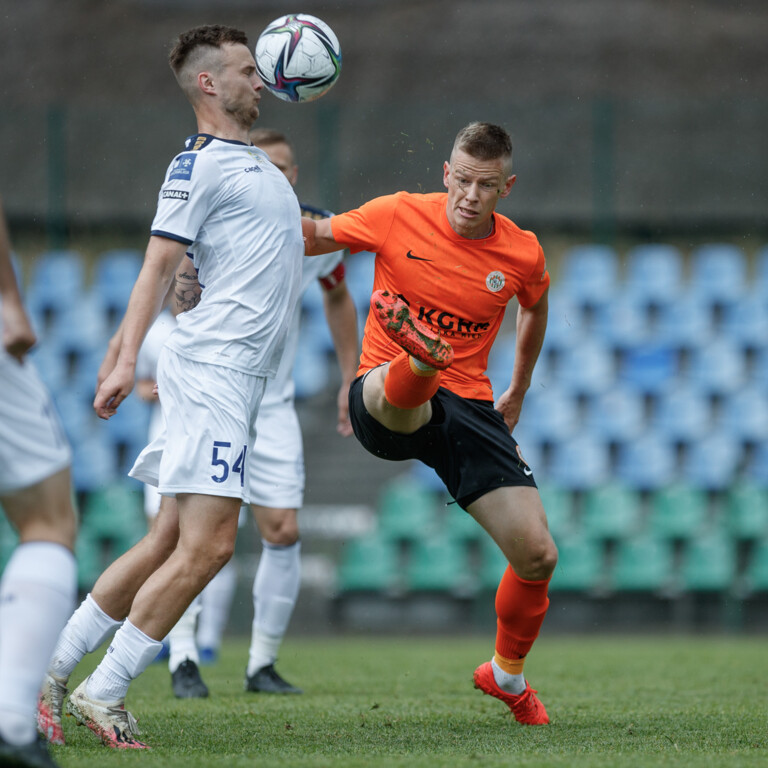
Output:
[406, 250, 433, 262]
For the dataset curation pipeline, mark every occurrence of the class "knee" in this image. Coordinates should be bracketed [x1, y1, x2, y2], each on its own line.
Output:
[512, 536, 558, 581]
[261, 519, 299, 547]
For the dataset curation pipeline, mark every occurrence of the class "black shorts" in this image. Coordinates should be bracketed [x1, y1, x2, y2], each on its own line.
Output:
[348, 373, 537, 510]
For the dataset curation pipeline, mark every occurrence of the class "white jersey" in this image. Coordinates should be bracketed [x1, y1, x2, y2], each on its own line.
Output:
[151, 134, 303, 377]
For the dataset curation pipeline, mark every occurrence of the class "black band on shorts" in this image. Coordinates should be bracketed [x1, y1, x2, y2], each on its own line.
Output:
[348, 374, 536, 510]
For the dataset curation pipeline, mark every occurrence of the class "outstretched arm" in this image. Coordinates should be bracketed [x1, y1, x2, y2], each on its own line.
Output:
[0, 200, 36, 362]
[495, 288, 548, 432]
[303, 217, 343, 255]
[322, 277, 359, 436]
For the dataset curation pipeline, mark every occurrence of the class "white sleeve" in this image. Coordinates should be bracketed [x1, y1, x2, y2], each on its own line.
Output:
[150, 151, 221, 244]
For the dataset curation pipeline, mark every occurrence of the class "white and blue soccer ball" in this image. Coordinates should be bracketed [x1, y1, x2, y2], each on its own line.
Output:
[255, 14, 342, 103]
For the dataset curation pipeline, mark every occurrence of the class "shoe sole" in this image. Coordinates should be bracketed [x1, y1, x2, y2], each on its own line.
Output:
[372, 292, 454, 370]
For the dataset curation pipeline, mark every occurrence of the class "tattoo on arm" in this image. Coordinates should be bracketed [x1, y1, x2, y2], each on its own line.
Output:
[175, 269, 201, 313]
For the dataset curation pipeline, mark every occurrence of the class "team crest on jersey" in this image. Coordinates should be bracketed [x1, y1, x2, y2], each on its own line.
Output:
[169, 153, 197, 181]
[486, 270, 505, 292]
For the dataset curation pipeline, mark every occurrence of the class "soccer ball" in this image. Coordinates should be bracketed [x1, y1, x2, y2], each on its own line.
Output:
[255, 14, 342, 103]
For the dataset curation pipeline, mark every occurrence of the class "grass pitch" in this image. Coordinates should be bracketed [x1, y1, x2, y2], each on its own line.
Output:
[52, 634, 766, 768]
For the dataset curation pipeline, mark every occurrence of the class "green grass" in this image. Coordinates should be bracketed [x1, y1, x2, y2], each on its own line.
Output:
[52, 635, 766, 768]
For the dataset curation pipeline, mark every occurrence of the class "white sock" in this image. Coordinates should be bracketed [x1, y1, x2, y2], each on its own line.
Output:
[87, 620, 162, 702]
[168, 596, 201, 673]
[0, 542, 76, 746]
[247, 540, 300, 676]
[196, 559, 237, 651]
[49, 592, 122, 680]
[491, 658, 526, 695]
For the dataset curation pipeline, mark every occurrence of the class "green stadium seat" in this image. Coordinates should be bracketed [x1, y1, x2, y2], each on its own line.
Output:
[582, 484, 642, 540]
[477, 537, 510, 591]
[75, 531, 105, 591]
[0, 512, 19, 573]
[82, 483, 145, 546]
[406, 534, 472, 593]
[725, 484, 768, 540]
[538, 484, 574, 538]
[336, 533, 398, 592]
[680, 532, 737, 592]
[377, 477, 439, 541]
[610, 533, 675, 592]
[549, 534, 604, 592]
[648, 485, 708, 539]
[443, 502, 484, 543]
[744, 539, 768, 592]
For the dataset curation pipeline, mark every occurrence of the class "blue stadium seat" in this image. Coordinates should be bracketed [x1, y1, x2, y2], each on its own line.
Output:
[653, 291, 712, 349]
[343, 251, 376, 312]
[583, 387, 645, 444]
[651, 384, 712, 444]
[720, 291, 768, 350]
[292, 336, 329, 399]
[552, 339, 615, 397]
[70, 430, 120, 493]
[718, 386, 768, 444]
[557, 244, 619, 309]
[93, 249, 142, 315]
[684, 338, 746, 397]
[46, 291, 110, 357]
[755, 245, 768, 294]
[51, 389, 97, 445]
[548, 434, 611, 491]
[689, 243, 748, 307]
[615, 431, 677, 491]
[102, 394, 151, 446]
[26, 250, 85, 316]
[618, 343, 678, 397]
[681, 430, 743, 492]
[753, 347, 768, 391]
[590, 292, 648, 350]
[541, 288, 585, 353]
[27, 342, 69, 392]
[516, 386, 579, 444]
[624, 243, 684, 308]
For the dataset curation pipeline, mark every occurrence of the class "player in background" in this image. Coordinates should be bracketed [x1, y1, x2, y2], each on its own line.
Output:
[0, 199, 78, 768]
[302, 122, 556, 726]
[36, 25, 304, 750]
[159, 128, 359, 697]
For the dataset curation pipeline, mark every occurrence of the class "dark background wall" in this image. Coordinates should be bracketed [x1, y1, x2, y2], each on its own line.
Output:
[1, 0, 767, 243]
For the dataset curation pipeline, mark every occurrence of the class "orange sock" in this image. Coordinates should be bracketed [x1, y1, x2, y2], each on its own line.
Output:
[493, 566, 550, 674]
[383, 351, 441, 409]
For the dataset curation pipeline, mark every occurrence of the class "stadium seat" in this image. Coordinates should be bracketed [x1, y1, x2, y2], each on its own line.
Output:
[51, 389, 97, 445]
[82, 483, 145, 546]
[680, 532, 737, 592]
[343, 251, 376, 312]
[292, 336, 330, 399]
[623, 243, 684, 308]
[755, 245, 768, 294]
[681, 430, 742, 492]
[336, 533, 399, 592]
[653, 292, 712, 350]
[541, 288, 585, 354]
[684, 338, 746, 397]
[70, 431, 120, 493]
[689, 243, 748, 307]
[405, 533, 472, 593]
[516, 385, 579, 444]
[583, 387, 646, 444]
[93, 249, 142, 317]
[101, 393, 151, 446]
[725, 484, 768, 541]
[618, 343, 678, 397]
[443, 503, 484, 543]
[0, 513, 19, 573]
[26, 250, 85, 317]
[27, 341, 69, 394]
[548, 434, 611, 491]
[548, 534, 604, 592]
[650, 384, 712, 445]
[648, 485, 708, 540]
[744, 539, 768, 593]
[74, 531, 105, 591]
[557, 244, 619, 309]
[47, 291, 110, 359]
[746, 442, 768, 488]
[377, 477, 439, 541]
[581, 484, 642, 541]
[718, 386, 768, 444]
[610, 533, 675, 592]
[720, 291, 768, 350]
[477, 537, 510, 591]
[614, 432, 677, 491]
[552, 339, 615, 397]
[538, 484, 574, 539]
[590, 291, 649, 350]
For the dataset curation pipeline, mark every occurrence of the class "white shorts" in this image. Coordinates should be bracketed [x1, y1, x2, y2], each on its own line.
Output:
[249, 399, 305, 509]
[130, 347, 265, 504]
[0, 352, 71, 495]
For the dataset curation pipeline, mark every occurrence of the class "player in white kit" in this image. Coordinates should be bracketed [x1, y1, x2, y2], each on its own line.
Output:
[36, 26, 303, 750]
[156, 129, 359, 698]
[0, 200, 77, 768]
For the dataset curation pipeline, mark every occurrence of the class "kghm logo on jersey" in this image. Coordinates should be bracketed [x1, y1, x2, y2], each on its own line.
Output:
[486, 270, 505, 292]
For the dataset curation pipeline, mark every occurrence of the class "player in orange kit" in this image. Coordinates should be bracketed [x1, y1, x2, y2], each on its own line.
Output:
[303, 122, 556, 725]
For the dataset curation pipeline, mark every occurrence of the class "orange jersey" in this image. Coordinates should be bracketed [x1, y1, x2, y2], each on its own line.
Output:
[331, 192, 549, 401]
